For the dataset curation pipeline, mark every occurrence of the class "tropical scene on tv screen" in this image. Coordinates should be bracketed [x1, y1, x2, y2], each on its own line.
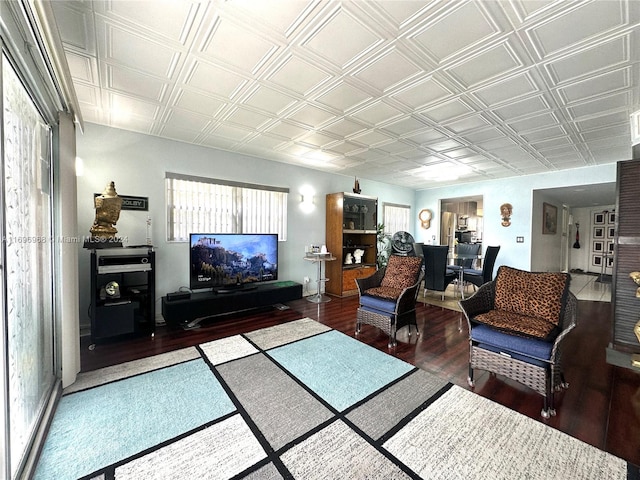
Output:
[190, 234, 278, 287]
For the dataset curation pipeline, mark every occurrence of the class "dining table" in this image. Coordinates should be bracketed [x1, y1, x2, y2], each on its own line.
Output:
[448, 251, 482, 300]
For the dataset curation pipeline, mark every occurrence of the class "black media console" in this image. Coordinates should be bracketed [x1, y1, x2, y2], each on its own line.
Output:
[161, 281, 303, 329]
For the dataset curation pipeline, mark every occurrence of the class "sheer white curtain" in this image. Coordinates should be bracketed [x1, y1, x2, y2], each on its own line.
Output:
[166, 174, 288, 241]
[2, 53, 55, 478]
[383, 203, 411, 235]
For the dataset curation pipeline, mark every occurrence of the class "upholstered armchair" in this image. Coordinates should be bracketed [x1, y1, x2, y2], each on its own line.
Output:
[355, 255, 424, 348]
[459, 266, 577, 418]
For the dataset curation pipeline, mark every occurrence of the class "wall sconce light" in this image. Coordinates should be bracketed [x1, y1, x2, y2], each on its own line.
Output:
[75, 156, 84, 177]
[300, 185, 315, 213]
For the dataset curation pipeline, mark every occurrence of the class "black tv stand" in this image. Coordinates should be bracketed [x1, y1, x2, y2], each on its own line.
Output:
[161, 281, 302, 329]
[215, 284, 257, 294]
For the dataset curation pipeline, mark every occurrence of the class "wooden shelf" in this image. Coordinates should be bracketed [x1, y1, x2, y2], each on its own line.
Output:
[326, 192, 378, 297]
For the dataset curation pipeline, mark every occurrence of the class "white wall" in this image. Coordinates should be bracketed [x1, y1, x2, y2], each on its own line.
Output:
[414, 164, 617, 274]
[531, 191, 563, 272]
[75, 123, 416, 326]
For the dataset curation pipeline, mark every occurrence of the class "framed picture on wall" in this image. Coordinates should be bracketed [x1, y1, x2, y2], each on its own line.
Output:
[592, 255, 603, 267]
[607, 241, 615, 253]
[593, 227, 605, 238]
[594, 212, 605, 225]
[608, 227, 615, 238]
[542, 202, 557, 234]
[608, 211, 615, 224]
[593, 241, 604, 252]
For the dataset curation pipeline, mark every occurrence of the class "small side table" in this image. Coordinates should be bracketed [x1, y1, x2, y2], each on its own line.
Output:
[304, 253, 336, 303]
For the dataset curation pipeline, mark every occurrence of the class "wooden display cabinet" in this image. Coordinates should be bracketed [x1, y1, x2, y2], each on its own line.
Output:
[325, 192, 378, 296]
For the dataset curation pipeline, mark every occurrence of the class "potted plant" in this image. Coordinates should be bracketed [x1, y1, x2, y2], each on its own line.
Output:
[376, 223, 391, 269]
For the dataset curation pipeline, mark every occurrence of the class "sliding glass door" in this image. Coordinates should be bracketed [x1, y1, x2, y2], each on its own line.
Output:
[1, 52, 56, 479]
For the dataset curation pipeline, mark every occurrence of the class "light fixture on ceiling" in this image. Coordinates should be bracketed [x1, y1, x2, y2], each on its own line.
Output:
[416, 162, 471, 182]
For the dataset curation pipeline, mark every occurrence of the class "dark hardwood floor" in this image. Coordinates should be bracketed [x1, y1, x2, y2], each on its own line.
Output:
[80, 296, 640, 466]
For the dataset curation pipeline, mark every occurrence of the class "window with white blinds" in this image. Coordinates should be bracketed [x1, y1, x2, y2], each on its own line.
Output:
[166, 173, 288, 241]
[383, 203, 411, 235]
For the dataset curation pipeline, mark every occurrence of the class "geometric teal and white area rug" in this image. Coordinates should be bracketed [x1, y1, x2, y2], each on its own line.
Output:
[34, 317, 636, 479]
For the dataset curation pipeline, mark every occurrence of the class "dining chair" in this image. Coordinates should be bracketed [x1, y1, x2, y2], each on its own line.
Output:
[464, 245, 501, 290]
[422, 245, 456, 300]
[448, 243, 481, 272]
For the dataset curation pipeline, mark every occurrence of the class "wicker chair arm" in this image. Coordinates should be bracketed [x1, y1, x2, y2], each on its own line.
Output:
[395, 271, 425, 313]
[355, 268, 385, 295]
[550, 291, 578, 361]
[458, 281, 495, 328]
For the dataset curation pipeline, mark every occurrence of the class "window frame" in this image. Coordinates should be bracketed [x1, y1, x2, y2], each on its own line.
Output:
[382, 202, 411, 235]
[165, 172, 289, 242]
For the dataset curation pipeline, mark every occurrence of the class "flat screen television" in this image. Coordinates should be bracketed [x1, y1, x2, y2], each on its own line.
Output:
[189, 233, 278, 291]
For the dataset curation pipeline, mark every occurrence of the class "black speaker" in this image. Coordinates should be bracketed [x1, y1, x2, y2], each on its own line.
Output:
[167, 291, 191, 302]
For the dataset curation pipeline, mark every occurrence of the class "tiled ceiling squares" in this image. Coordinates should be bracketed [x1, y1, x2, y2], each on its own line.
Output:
[472, 72, 539, 107]
[175, 89, 226, 117]
[304, 8, 382, 68]
[350, 101, 405, 126]
[187, 61, 246, 99]
[390, 77, 452, 109]
[447, 42, 523, 88]
[287, 104, 336, 128]
[105, 65, 166, 101]
[101, 23, 179, 77]
[51, 0, 638, 189]
[411, 1, 498, 62]
[381, 116, 429, 136]
[242, 86, 298, 115]
[267, 56, 330, 95]
[527, 0, 626, 58]
[228, 0, 312, 36]
[545, 36, 629, 84]
[104, 0, 199, 42]
[420, 98, 475, 123]
[321, 118, 367, 137]
[201, 17, 278, 73]
[225, 107, 272, 130]
[557, 68, 631, 104]
[353, 49, 423, 92]
[315, 82, 371, 112]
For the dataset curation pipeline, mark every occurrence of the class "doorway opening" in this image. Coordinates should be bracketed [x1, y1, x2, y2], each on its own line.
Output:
[439, 195, 483, 252]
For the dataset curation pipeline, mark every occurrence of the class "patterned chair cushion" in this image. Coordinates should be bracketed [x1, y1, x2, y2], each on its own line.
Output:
[493, 266, 569, 327]
[364, 286, 403, 301]
[380, 255, 423, 291]
[474, 309, 559, 341]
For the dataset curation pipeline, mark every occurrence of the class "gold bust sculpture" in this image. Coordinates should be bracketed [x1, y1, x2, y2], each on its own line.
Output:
[90, 181, 123, 241]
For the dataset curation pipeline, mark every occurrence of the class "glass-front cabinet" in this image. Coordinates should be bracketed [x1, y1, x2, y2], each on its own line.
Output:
[326, 193, 378, 296]
[343, 195, 377, 232]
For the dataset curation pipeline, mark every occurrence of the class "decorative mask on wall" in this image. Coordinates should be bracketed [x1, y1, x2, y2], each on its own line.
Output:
[419, 209, 432, 229]
[500, 203, 513, 227]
